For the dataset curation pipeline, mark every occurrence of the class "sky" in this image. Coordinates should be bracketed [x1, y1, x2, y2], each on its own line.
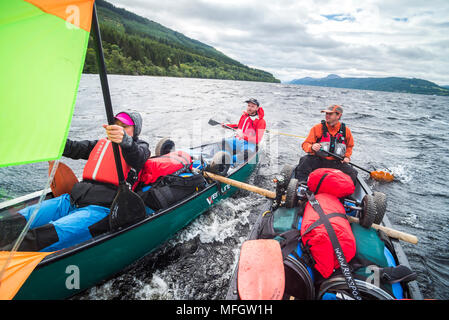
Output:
[107, 0, 449, 85]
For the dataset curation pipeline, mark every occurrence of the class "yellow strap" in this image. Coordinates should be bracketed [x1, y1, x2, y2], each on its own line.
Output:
[266, 130, 306, 139]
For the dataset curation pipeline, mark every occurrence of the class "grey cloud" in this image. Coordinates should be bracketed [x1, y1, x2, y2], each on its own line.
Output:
[387, 46, 437, 60]
[122, 0, 262, 26]
[107, 0, 449, 84]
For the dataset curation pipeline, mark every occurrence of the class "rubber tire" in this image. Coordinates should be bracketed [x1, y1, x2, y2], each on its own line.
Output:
[317, 276, 395, 300]
[283, 255, 315, 300]
[360, 194, 376, 228]
[155, 137, 175, 156]
[285, 178, 299, 208]
[208, 151, 231, 176]
[373, 192, 387, 224]
[278, 164, 295, 189]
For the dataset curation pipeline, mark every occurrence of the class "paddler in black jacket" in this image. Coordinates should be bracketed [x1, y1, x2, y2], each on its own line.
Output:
[0, 112, 150, 252]
[66, 111, 150, 206]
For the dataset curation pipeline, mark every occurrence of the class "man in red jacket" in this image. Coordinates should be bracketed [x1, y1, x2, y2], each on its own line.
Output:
[222, 98, 266, 162]
[224, 98, 266, 144]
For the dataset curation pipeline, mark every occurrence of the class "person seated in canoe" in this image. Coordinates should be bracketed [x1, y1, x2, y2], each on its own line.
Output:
[294, 105, 357, 184]
[0, 112, 150, 252]
[221, 98, 266, 160]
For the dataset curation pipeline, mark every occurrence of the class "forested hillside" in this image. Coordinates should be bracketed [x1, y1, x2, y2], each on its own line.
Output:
[288, 74, 449, 96]
[83, 0, 279, 83]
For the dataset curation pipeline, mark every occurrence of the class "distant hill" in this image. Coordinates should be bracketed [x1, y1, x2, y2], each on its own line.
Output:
[83, 0, 279, 83]
[287, 74, 449, 96]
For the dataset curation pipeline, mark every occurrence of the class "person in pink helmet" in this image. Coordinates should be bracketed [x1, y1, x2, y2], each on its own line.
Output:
[0, 112, 150, 252]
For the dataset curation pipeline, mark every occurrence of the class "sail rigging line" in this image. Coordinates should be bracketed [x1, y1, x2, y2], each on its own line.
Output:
[0, 159, 60, 286]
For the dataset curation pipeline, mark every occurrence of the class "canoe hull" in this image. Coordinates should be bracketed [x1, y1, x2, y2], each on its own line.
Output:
[12, 153, 258, 299]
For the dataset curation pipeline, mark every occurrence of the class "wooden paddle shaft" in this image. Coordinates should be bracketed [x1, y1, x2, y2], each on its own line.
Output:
[347, 216, 418, 244]
[203, 171, 276, 199]
[204, 171, 417, 244]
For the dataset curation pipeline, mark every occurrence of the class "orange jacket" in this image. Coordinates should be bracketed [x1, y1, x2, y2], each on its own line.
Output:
[302, 121, 354, 160]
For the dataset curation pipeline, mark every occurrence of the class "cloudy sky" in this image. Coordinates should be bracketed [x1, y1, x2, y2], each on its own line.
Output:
[108, 0, 449, 85]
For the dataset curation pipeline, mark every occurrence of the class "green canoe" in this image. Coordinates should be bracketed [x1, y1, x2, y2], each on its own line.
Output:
[226, 168, 422, 300]
[0, 142, 259, 300]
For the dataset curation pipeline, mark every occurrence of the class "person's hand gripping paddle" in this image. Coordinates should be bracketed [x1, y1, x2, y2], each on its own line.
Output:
[92, 4, 146, 231]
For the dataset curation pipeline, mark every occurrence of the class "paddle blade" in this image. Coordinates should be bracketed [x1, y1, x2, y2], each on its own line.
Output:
[237, 239, 285, 300]
[109, 184, 146, 231]
[370, 171, 394, 182]
[208, 119, 220, 126]
[48, 161, 79, 197]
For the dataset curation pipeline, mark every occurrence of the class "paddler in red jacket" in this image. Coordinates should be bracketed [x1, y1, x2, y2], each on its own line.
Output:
[224, 98, 266, 145]
[294, 105, 357, 184]
[220, 98, 266, 162]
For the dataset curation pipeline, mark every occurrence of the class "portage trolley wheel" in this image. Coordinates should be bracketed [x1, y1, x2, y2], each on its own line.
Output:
[285, 178, 299, 208]
[278, 164, 296, 189]
[207, 151, 231, 176]
[372, 191, 387, 224]
[317, 276, 395, 300]
[360, 194, 376, 228]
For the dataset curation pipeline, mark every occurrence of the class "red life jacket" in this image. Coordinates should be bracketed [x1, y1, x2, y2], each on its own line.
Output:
[83, 138, 131, 186]
[301, 193, 356, 278]
[139, 150, 192, 185]
[307, 168, 355, 198]
[317, 120, 347, 157]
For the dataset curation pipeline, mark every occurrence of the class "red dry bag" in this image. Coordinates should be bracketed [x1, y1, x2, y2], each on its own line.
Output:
[139, 150, 192, 185]
[307, 168, 355, 198]
[301, 193, 356, 278]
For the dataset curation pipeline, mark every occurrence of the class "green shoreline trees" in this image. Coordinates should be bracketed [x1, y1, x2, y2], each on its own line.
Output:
[83, 1, 279, 83]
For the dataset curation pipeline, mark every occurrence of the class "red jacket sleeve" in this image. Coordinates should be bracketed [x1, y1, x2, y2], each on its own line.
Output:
[224, 123, 239, 129]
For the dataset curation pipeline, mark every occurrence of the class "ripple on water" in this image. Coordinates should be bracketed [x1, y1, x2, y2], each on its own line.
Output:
[3, 75, 448, 300]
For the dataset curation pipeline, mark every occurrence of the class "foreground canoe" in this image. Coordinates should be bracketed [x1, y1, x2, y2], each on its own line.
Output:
[0, 142, 259, 300]
[226, 173, 423, 300]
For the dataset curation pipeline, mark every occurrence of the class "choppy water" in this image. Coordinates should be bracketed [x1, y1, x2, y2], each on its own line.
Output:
[1, 74, 448, 300]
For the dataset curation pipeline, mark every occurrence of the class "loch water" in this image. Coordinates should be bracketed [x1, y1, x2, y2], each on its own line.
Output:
[1, 74, 448, 299]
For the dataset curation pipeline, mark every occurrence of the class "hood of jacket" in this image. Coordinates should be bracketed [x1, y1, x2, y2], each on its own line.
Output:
[257, 107, 264, 119]
[116, 111, 143, 139]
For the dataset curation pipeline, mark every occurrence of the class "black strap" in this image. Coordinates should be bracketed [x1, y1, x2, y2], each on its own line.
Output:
[339, 123, 346, 141]
[314, 173, 328, 194]
[301, 212, 347, 237]
[318, 121, 346, 153]
[278, 229, 301, 260]
[318, 120, 336, 153]
[320, 120, 328, 134]
[305, 191, 362, 300]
